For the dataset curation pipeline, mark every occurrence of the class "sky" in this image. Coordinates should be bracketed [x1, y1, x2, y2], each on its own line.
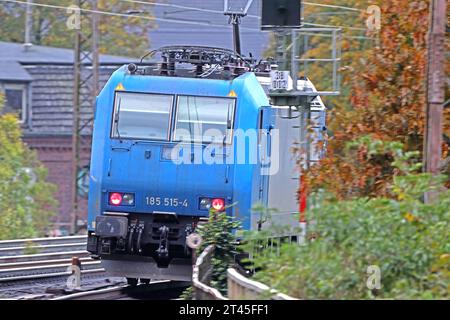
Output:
[148, 0, 270, 59]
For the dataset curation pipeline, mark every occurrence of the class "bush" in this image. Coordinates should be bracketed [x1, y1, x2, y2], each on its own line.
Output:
[0, 95, 57, 239]
[180, 209, 241, 299]
[196, 210, 241, 295]
[246, 138, 449, 299]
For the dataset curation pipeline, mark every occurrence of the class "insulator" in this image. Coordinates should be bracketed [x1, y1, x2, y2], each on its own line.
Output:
[196, 65, 203, 76]
[168, 53, 176, 76]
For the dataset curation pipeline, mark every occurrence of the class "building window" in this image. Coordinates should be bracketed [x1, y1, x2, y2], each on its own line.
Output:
[2, 84, 27, 123]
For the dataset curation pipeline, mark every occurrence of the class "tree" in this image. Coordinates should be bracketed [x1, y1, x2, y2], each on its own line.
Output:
[0, 94, 57, 240]
[0, 0, 155, 57]
[263, 1, 448, 198]
[303, 0, 449, 199]
[248, 138, 449, 299]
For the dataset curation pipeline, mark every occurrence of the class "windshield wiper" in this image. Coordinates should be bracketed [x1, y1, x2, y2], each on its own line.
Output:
[115, 98, 123, 140]
[223, 104, 233, 146]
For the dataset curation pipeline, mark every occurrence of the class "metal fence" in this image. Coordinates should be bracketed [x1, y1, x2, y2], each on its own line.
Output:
[193, 245, 298, 300]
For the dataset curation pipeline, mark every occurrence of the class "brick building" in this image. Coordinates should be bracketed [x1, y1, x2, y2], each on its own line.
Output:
[0, 41, 129, 234]
[0, 2, 269, 235]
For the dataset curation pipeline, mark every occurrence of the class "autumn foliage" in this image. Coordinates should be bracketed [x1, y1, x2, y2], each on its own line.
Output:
[0, 95, 57, 239]
[304, 0, 449, 199]
[0, 0, 155, 57]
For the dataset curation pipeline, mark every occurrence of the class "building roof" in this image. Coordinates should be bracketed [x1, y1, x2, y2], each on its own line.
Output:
[0, 41, 131, 64]
[0, 41, 132, 83]
[149, 0, 269, 58]
[0, 61, 33, 82]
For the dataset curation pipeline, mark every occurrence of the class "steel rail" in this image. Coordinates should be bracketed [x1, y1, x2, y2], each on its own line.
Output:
[0, 260, 101, 274]
[0, 268, 105, 283]
[52, 284, 129, 300]
[0, 250, 89, 264]
[0, 236, 87, 248]
[53, 280, 190, 300]
[0, 243, 87, 256]
[0, 261, 103, 282]
[0, 257, 94, 269]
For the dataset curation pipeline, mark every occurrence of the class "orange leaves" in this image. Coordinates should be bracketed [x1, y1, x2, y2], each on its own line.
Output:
[361, 72, 379, 88]
[302, 1, 435, 200]
[357, 145, 368, 162]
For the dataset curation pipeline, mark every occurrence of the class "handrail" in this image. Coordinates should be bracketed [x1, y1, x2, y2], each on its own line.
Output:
[227, 268, 298, 300]
[192, 245, 227, 300]
[193, 245, 298, 300]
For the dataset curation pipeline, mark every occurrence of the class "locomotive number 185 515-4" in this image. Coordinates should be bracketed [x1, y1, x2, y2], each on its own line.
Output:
[145, 196, 189, 208]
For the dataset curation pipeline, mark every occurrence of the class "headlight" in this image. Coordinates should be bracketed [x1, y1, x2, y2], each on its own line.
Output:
[109, 192, 135, 206]
[199, 198, 211, 210]
[199, 197, 225, 211]
[211, 198, 225, 211]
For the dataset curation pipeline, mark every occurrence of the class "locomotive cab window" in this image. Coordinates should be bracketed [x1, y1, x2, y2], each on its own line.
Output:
[112, 92, 173, 141]
[174, 96, 235, 144]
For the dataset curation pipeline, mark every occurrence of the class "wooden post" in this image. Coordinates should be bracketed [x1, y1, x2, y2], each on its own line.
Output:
[423, 0, 446, 203]
[71, 0, 100, 234]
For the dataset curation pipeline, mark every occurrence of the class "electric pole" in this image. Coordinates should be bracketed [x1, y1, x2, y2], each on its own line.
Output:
[423, 0, 446, 202]
[71, 0, 99, 234]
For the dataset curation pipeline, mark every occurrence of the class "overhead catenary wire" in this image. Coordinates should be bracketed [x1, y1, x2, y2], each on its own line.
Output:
[2, 0, 371, 42]
[303, 22, 366, 31]
[118, 0, 261, 19]
[118, 0, 367, 30]
[303, 1, 364, 12]
[1, 0, 368, 32]
[119, 0, 365, 15]
[0, 0, 256, 30]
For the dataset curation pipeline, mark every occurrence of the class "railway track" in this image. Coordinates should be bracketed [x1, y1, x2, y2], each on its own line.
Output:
[0, 236, 102, 282]
[53, 281, 190, 300]
[0, 236, 189, 300]
[0, 236, 87, 256]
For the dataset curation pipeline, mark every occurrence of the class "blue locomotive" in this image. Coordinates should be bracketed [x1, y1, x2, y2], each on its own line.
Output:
[86, 46, 326, 283]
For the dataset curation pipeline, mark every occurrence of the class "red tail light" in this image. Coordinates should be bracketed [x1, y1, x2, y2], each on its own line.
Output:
[211, 198, 225, 211]
[110, 192, 123, 206]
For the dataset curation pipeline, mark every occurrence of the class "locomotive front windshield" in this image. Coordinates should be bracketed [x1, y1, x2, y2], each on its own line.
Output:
[174, 96, 235, 144]
[112, 92, 173, 140]
[112, 91, 235, 144]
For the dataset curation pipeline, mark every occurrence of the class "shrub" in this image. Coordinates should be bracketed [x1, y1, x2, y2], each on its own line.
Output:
[196, 210, 241, 295]
[0, 95, 57, 239]
[246, 138, 449, 299]
[180, 209, 241, 299]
